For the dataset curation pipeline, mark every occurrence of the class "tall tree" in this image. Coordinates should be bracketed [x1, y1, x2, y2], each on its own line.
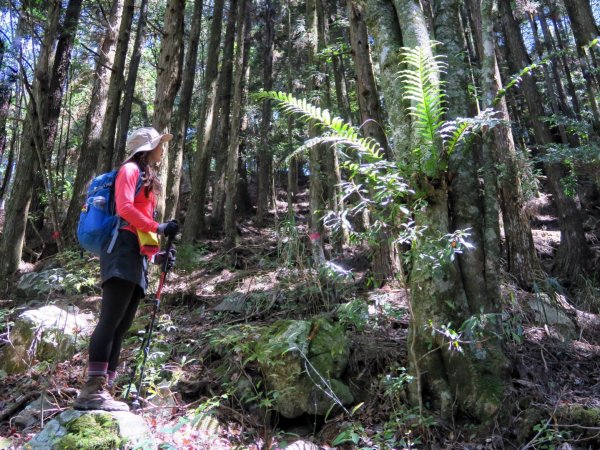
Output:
[165, 0, 204, 221]
[114, 0, 150, 163]
[256, 0, 276, 226]
[209, 0, 237, 231]
[499, 0, 590, 280]
[153, 0, 185, 222]
[347, 0, 391, 159]
[307, 0, 326, 264]
[0, 0, 61, 276]
[562, 0, 600, 132]
[224, 0, 248, 248]
[97, 0, 136, 173]
[182, 0, 225, 241]
[63, 0, 124, 241]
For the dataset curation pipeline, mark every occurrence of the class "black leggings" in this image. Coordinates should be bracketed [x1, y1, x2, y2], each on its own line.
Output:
[89, 277, 142, 371]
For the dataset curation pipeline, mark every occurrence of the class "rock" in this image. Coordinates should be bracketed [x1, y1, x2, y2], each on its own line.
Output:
[285, 440, 320, 450]
[16, 268, 70, 299]
[528, 293, 578, 339]
[257, 319, 353, 418]
[308, 319, 350, 378]
[0, 305, 95, 374]
[14, 393, 59, 428]
[26, 410, 154, 450]
[302, 378, 354, 416]
[212, 293, 247, 314]
[146, 382, 178, 420]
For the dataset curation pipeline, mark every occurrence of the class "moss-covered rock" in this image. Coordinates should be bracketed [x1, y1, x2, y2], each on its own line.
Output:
[0, 305, 94, 374]
[308, 319, 349, 378]
[25, 410, 154, 450]
[56, 413, 123, 449]
[255, 319, 353, 418]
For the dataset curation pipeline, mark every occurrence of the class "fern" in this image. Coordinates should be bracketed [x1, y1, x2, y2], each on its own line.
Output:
[398, 45, 447, 178]
[254, 90, 384, 162]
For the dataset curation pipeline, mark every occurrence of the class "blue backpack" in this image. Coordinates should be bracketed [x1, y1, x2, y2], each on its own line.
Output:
[77, 168, 143, 255]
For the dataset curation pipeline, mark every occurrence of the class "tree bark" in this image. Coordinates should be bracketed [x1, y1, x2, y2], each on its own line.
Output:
[63, 0, 124, 242]
[0, 0, 61, 276]
[463, 0, 539, 290]
[97, 0, 136, 173]
[307, 0, 326, 264]
[256, 0, 275, 226]
[499, 0, 590, 280]
[563, 0, 600, 133]
[224, 0, 248, 249]
[182, 0, 225, 242]
[347, 0, 391, 159]
[210, 0, 238, 232]
[165, 0, 204, 221]
[115, 0, 150, 164]
[153, 0, 185, 222]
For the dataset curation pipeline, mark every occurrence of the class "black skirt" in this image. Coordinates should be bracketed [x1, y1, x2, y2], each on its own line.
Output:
[100, 229, 148, 295]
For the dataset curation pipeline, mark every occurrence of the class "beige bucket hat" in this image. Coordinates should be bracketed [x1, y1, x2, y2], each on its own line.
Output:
[124, 127, 173, 162]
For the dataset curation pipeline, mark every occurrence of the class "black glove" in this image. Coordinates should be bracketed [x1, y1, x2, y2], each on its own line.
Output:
[157, 220, 179, 238]
[153, 248, 176, 269]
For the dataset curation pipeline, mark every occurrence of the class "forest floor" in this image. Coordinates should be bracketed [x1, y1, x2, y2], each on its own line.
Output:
[1, 193, 600, 449]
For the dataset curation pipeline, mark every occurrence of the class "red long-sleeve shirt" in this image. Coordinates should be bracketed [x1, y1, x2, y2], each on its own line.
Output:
[115, 162, 160, 235]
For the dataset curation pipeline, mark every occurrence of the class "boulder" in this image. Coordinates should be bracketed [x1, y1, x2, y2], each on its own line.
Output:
[256, 319, 353, 418]
[26, 410, 154, 450]
[528, 293, 578, 340]
[16, 268, 70, 299]
[0, 305, 95, 374]
[14, 393, 59, 428]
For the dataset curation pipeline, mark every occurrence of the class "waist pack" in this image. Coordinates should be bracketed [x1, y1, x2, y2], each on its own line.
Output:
[77, 169, 143, 255]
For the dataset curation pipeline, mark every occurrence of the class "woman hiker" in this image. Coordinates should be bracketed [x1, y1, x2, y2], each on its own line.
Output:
[74, 127, 179, 411]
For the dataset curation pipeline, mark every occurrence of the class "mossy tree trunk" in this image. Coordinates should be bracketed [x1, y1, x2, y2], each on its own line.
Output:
[370, 0, 509, 422]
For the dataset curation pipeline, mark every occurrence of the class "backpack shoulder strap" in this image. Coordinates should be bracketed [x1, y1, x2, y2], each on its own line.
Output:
[107, 165, 144, 254]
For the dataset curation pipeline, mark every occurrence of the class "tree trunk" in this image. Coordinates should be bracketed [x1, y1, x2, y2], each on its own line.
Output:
[165, 0, 204, 221]
[528, 15, 568, 144]
[551, 15, 581, 118]
[182, 0, 225, 242]
[307, 0, 326, 264]
[366, 0, 405, 157]
[462, 0, 539, 289]
[0, 0, 61, 276]
[210, 0, 237, 232]
[563, 0, 600, 133]
[97, 0, 136, 173]
[347, 0, 391, 159]
[153, 0, 185, 222]
[31, 0, 84, 249]
[0, 118, 19, 208]
[115, 0, 150, 164]
[63, 0, 124, 242]
[256, 0, 275, 226]
[499, 0, 590, 280]
[224, 0, 248, 249]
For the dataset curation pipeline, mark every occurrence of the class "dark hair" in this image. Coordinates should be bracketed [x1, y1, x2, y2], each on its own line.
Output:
[130, 151, 162, 197]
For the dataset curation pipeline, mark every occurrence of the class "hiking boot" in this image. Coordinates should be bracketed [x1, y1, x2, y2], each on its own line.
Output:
[73, 375, 129, 411]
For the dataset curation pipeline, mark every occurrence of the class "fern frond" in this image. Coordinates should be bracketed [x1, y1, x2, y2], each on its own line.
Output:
[256, 90, 385, 162]
[398, 45, 447, 176]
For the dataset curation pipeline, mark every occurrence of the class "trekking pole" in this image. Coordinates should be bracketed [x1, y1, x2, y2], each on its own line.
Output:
[125, 235, 175, 409]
